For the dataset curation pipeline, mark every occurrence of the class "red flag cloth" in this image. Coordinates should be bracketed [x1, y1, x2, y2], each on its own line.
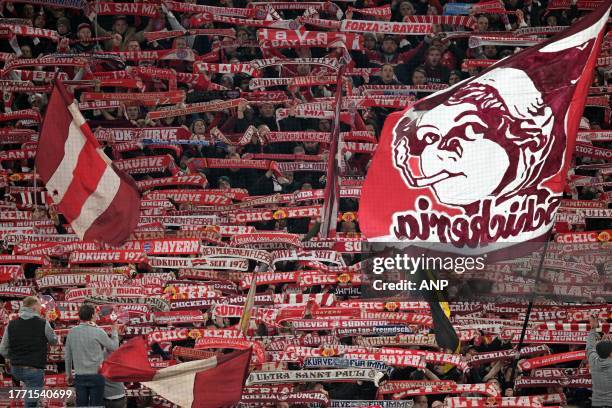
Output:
[100, 336, 252, 408]
[192, 347, 253, 408]
[99, 336, 157, 382]
[35, 79, 140, 245]
[360, 2, 611, 248]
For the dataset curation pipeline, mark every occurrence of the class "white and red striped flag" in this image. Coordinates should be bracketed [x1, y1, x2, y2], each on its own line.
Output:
[100, 337, 252, 408]
[35, 80, 140, 245]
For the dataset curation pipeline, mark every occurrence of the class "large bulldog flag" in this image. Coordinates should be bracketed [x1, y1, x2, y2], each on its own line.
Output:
[361, 2, 611, 248]
[36, 80, 140, 246]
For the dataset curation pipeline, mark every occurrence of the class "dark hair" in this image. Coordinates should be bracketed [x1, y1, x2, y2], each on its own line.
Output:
[596, 341, 612, 359]
[413, 67, 427, 76]
[78, 303, 96, 321]
[427, 46, 442, 55]
[449, 70, 462, 78]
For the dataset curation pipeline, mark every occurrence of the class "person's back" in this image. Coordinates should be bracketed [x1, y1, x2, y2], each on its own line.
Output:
[7, 312, 48, 368]
[65, 324, 118, 374]
[0, 296, 58, 408]
[588, 316, 612, 408]
[103, 378, 126, 408]
[65, 303, 119, 407]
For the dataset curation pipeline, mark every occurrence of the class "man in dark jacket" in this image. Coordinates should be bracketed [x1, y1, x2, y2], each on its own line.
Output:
[0, 296, 58, 408]
[422, 46, 450, 84]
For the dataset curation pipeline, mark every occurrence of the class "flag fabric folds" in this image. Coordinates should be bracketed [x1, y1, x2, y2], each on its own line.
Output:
[35, 79, 140, 246]
[360, 2, 611, 248]
[430, 301, 460, 353]
[100, 337, 252, 408]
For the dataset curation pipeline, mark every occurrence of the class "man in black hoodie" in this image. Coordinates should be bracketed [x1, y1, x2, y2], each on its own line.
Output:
[0, 296, 58, 408]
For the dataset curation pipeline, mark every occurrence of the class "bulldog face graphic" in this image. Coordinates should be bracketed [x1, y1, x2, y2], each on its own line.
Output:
[393, 67, 555, 208]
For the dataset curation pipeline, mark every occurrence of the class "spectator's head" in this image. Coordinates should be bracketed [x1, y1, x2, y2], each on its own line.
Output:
[449, 70, 462, 86]
[227, 153, 241, 172]
[483, 45, 497, 59]
[113, 15, 129, 35]
[413, 395, 428, 408]
[301, 182, 312, 191]
[77, 23, 93, 42]
[78, 303, 96, 322]
[477, 15, 489, 32]
[126, 105, 141, 121]
[441, 51, 457, 70]
[174, 37, 187, 50]
[236, 27, 250, 42]
[162, 116, 176, 126]
[191, 119, 206, 135]
[499, 49, 513, 59]
[20, 45, 33, 59]
[319, 119, 331, 132]
[220, 74, 234, 89]
[218, 176, 231, 189]
[293, 145, 305, 156]
[127, 40, 141, 52]
[431, 401, 444, 408]
[22, 296, 41, 313]
[364, 34, 377, 50]
[596, 340, 612, 359]
[546, 14, 558, 27]
[259, 103, 275, 118]
[304, 141, 319, 154]
[51, 7, 65, 19]
[238, 76, 251, 91]
[33, 13, 46, 29]
[22, 4, 35, 18]
[29, 93, 47, 111]
[411, 67, 427, 85]
[426, 46, 442, 67]
[382, 36, 398, 55]
[56, 17, 71, 36]
[504, 387, 514, 397]
[399, 1, 415, 17]
[464, 345, 477, 357]
[380, 63, 396, 83]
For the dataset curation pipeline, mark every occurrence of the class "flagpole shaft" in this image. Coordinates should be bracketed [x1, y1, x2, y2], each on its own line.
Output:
[509, 235, 551, 382]
[320, 64, 346, 238]
[33, 165, 38, 208]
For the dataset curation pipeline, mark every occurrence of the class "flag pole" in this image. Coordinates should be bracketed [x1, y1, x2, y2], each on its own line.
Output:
[508, 231, 553, 382]
[238, 262, 267, 335]
[33, 165, 38, 208]
[320, 64, 346, 238]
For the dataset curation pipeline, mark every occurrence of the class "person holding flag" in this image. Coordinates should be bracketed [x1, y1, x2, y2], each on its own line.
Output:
[64, 303, 120, 407]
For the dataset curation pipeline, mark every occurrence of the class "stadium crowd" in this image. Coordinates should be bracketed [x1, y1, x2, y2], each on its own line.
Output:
[0, 0, 611, 407]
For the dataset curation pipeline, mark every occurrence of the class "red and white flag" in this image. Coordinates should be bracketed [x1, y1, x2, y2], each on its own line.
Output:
[360, 2, 611, 249]
[100, 337, 252, 408]
[36, 80, 140, 246]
